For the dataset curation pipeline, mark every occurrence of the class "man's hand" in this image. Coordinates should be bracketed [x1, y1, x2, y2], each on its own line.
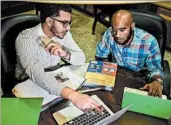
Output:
[140, 81, 163, 98]
[68, 92, 102, 112]
[61, 87, 102, 112]
[45, 42, 67, 57]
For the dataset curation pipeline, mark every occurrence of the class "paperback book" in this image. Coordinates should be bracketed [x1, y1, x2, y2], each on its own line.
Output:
[84, 61, 117, 90]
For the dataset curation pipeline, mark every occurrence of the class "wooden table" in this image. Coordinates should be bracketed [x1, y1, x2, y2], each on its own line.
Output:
[38, 69, 168, 125]
[29, 0, 159, 4]
[153, 1, 171, 10]
[153, 1, 171, 51]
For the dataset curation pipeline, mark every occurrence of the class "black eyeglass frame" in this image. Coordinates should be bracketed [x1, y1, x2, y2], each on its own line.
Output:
[50, 17, 72, 27]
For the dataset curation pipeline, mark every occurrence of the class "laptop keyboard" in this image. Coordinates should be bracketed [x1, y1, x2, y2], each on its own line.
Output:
[63, 107, 111, 125]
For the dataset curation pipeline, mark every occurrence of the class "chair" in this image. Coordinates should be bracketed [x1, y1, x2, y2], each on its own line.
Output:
[1, 14, 41, 96]
[1, 1, 34, 18]
[97, 10, 171, 98]
[130, 10, 170, 98]
[92, 4, 156, 35]
[92, 5, 115, 35]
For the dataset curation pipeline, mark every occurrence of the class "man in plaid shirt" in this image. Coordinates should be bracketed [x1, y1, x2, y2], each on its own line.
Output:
[96, 10, 164, 97]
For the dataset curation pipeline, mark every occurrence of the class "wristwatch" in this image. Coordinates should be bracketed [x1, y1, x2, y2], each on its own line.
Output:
[61, 50, 71, 60]
[155, 78, 163, 85]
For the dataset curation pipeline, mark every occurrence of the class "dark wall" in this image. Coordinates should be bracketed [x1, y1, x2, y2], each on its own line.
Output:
[1, 1, 35, 17]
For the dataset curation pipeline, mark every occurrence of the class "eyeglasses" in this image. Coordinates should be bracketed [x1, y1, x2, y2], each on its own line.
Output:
[50, 17, 72, 28]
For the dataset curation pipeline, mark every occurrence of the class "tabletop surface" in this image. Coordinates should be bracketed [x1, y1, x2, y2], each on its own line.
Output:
[38, 67, 168, 125]
[153, 1, 171, 10]
[28, 0, 163, 5]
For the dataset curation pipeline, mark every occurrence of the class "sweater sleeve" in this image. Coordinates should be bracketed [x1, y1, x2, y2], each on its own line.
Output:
[62, 31, 86, 65]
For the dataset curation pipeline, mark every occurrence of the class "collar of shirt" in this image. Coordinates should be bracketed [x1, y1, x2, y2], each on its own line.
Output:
[37, 23, 59, 45]
[37, 23, 69, 46]
[38, 23, 48, 37]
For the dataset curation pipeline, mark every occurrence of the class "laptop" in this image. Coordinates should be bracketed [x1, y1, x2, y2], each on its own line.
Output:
[53, 95, 131, 125]
[2, 97, 43, 125]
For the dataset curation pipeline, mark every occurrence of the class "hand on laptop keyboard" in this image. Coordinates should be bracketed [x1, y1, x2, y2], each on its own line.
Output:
[84, 105, 104, 115]
[63, 105, 110, 125]
[68, 92, 103, 112]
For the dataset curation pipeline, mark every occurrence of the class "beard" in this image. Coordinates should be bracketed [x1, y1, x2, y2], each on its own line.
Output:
[114, 28, 133, 45]
[50, 25, 68, 39]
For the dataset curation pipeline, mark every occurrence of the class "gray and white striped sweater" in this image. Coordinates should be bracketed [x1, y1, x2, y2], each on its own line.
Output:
[15, 24, 85, 96]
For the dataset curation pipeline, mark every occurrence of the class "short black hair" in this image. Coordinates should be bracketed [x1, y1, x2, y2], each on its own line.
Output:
[37, 4, 72, 22]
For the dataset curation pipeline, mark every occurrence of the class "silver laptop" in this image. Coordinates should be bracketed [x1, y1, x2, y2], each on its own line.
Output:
[53, 95, 131, 125]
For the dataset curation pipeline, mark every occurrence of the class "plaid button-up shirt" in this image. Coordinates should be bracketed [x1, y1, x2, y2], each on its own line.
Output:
[96, 27, 163, 79]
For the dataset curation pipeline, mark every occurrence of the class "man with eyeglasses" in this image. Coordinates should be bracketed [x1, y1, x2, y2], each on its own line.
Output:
[96, 10, 164, 98]
[15, 4, 101, 112]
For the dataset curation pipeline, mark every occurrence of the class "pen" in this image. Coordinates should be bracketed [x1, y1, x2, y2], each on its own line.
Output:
[78, 88, 103, 93]
[76, 79, 87, 90]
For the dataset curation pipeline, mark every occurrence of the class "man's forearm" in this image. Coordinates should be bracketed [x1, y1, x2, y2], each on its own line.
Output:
[61, 87, 77, 100]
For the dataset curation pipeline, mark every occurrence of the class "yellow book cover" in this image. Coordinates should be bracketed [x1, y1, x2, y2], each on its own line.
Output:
[85, 61, 117, 87]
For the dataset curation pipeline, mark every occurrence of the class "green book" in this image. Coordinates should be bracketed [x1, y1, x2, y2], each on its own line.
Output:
[2, 97, 43, 125]
[122, 87, 171, 119]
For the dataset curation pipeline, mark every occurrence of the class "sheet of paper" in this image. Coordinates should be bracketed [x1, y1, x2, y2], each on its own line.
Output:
[12, 79, 59, 106]
[46, 66, 85, 90]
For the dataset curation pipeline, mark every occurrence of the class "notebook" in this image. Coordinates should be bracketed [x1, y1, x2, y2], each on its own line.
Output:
[1, 97, 43, 125]
[122, 87, 171, 119]
[53, 95, 131, 125]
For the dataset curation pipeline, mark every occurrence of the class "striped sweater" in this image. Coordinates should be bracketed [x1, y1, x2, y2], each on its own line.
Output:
[15, 24, 85, 96]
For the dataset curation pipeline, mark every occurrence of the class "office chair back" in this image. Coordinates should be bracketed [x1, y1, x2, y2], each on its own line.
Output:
[1, 14, 40, 94]
[130, 10, 167, 59]
[130, 11, 170, 98]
